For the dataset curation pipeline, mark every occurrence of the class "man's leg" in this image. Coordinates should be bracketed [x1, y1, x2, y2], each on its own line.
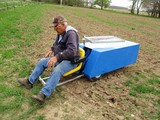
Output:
[18, 57, 51, 89]
[41, 60, 77, 96]
[32, 60, 77, 103]
[28, 57, 51, 84]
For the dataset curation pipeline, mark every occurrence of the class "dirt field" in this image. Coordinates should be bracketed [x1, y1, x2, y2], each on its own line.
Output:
[1, 4, 160, 120]
[20, 5, 160, 120]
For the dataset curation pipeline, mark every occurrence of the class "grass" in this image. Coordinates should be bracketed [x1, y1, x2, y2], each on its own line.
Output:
[125, 73, 160, 95]
[0, 4, 48, 120]
[129, 91, 138, 97]
[87, 13, 133, 30]
[0, 0, 37, 11]
[0, 86, 24, 112]
[133, 84, 155, 93]
[35, 115, 45, 120]
[148, 77, 160, 84]
[0, 3, 160, 120]
[124, 72, 160, 119]
[125, 72, 160, 95]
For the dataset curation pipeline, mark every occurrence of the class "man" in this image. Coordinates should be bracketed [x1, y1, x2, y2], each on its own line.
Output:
[18, 15, 79, 103]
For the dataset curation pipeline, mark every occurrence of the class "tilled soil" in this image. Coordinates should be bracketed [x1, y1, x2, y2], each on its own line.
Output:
[26, 5, 160, 120]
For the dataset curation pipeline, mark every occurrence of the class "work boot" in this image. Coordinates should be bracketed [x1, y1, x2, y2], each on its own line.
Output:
[31, 92, 46, 104]
[17, 78, 33, 89]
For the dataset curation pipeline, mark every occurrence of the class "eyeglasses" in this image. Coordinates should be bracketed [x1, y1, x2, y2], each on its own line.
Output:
[49, 23, 61, 29]
[54, 24, 59, 28]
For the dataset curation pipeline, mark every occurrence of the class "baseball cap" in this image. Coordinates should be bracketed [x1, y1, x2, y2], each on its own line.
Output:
[52, 15, 67, 24]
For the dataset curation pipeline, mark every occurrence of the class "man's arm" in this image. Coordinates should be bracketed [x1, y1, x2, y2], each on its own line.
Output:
[45, 50, 53, 57]
[47, 56, 57, 68]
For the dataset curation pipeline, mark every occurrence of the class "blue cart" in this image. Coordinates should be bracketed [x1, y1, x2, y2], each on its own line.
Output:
[39, 36, 140, 86]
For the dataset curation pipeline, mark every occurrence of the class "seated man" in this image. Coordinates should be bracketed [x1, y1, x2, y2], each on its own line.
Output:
[18, 15, 79, 103]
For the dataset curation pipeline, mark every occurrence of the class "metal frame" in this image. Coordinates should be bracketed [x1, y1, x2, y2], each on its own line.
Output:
[39, 74, 84, 87]
[82, 36, 125, 45]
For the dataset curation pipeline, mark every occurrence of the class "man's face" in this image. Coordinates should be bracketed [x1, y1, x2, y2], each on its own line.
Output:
[53, 23, 66, 35]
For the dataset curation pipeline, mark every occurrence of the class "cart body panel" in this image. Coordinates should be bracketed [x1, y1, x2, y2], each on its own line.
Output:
[80, 37, 140, 78]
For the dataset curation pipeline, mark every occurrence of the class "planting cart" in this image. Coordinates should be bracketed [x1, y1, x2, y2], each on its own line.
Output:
[39, 36, 140, 86]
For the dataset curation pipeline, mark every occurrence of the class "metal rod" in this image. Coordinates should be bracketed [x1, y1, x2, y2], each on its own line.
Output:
[39, 76, 46, 86]
[39, 74, 84, 87]
[57, 74, 84, 87]
[42, 76, 50, 80]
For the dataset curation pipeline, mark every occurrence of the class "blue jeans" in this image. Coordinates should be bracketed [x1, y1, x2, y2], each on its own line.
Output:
[28, 57, 77, 97]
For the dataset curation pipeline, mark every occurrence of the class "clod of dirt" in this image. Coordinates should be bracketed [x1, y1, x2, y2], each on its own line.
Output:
[117, 115, 125, 120]
[75, 89, 82, 94]
[54, 112, 58, 117]
[127, 97, 147, 107]
[102, 112, 109, 118]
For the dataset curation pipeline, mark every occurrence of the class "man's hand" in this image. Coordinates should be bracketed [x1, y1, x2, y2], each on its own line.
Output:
[47, 56, 58, 68]
[45, 50, 53, 57]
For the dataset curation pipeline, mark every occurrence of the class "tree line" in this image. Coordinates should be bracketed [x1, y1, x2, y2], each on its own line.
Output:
[130, 0, 160, 18]
[31, 0, 160, 18]
[32, 0, 111, 8]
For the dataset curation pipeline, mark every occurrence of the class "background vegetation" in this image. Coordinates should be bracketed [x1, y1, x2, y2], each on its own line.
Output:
[1, 0, 160, 18]
[130, 0, 160, 18]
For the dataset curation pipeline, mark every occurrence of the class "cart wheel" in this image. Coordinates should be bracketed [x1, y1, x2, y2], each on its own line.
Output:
[89, 75, 101, 82]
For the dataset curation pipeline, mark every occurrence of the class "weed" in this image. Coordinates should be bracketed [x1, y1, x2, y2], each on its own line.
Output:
[0, 74, 7, 82]
[129, 91, 138, 97]
[158, 112, 160, 119]
[135, 71, 146, 78]
[142, 110, 159, 120]
[31, 83, 43, 96]
[124, 80, 133, 87]
[8, 27, 22, 38]
[155, 89, 160, 96]
[0, 37, 9, 48]
[15, 58, 32, 77]
[0, 86, 24, 113]
[35, 115, 45, 120]
[55, 87, 67, 100]
[32, 25, 43, 35]
[133, 84, 155, 93]
[54, 86, 62, 92]
[148, 77, 160, 85]
[157, 99, 160, 105]
[88, 14, 123, 27]
[2, 48, 16, 59]
[17, 104, 45, 120]
[127, 73, 139, 81]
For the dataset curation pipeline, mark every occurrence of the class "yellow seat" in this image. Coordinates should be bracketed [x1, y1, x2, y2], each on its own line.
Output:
[63, 47, 85, 77]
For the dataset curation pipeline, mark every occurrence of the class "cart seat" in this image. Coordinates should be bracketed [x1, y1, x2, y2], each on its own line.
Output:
[39, 47, 86, 86]
[63, 47, 85, 76]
